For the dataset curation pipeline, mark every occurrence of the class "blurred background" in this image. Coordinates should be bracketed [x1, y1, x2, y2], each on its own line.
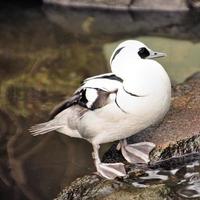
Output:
[0, 0, 200, 199]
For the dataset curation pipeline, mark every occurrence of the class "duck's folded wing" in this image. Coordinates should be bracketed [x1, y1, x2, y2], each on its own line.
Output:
[84, 72, 123, 83]
[78, 73, 123, 92]
[49, 73, 123, 119]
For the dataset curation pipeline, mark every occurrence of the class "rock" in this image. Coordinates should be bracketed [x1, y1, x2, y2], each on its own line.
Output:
[43, 0, 131, 10]
[56, 175, 170, 200]
[130, 0, 188, 11]
[42, 1, 200, 41]
[43, 4, 200, 41]
[187, 0, 200, 10]
[56, 72, 200, 199]
[43, 0, 189, 11]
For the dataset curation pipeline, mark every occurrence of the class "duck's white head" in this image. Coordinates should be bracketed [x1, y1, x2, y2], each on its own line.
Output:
[110, 40, 166, 76]
[109, 40, 171, 113]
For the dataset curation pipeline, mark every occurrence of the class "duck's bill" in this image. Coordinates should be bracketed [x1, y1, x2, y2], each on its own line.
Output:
[147, 51, 167, 59]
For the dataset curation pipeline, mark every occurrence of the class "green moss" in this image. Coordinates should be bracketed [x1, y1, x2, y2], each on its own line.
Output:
[0, 39, 107, 118]
[102, 184, 170, 200]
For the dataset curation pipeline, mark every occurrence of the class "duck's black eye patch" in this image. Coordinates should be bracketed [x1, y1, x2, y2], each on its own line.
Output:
[111, 47, 124, 63]
[138, 47, 150, 59]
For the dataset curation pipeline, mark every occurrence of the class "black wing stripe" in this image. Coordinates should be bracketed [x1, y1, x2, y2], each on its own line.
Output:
[101, 74, 123, 83]
[81, 73, 123, 85]
[111, 47, 125, 63]
[94, 74, 123, 82]
[77, 89, 89, 109]
[123, 86, 141, 97]
[115, 97, 127, 113]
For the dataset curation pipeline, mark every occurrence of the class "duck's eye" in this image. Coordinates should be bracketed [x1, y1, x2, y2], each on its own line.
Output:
[138, 47, 150, 59]
[111, 47, 124, 63]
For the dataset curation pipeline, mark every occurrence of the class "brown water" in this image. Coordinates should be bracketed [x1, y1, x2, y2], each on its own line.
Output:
[0, 3, 200, 200]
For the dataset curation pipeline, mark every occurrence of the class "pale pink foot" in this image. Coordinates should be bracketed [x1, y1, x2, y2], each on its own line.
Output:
[92, 143, 126, 179]
[96, 162, 126, 179]
[117, 139, 155, 164]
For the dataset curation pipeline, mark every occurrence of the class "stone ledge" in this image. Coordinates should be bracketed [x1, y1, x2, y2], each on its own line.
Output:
[43, 0, 131, 10]
[43, 0, 191, 11]
[130, 0, 188, 11]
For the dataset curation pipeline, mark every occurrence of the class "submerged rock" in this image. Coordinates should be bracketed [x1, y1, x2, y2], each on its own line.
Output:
[56, 72, 200, 199]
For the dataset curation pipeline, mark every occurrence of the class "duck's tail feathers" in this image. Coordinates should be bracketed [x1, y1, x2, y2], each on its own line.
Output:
[29, 120, 62, 136]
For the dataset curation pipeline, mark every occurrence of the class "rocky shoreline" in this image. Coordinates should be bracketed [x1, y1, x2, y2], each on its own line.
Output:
[56, 72, 200, 200]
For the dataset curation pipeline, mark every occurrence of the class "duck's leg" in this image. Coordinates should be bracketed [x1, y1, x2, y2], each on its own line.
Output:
[117, 139, 155, 164]
[92, 143, 126, 179]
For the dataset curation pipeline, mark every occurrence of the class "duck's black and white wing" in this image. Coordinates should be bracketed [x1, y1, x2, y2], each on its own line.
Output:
[50, 73, 123, 119]
[30, 73, 123, 135]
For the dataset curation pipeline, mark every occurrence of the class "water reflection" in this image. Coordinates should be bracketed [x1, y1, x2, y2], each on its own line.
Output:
[177, 162, 200, 199]
[0, 2, 200, 200]
[0, 102, 94, 200]
[130, 160, 200, 199]
[0, 4, 99, 199]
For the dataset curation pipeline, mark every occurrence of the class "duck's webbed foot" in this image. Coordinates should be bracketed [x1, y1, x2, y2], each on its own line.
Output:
[96, 162, 126, 180]
[117, 139, 155, 164]
[92, 143, 126, 179]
